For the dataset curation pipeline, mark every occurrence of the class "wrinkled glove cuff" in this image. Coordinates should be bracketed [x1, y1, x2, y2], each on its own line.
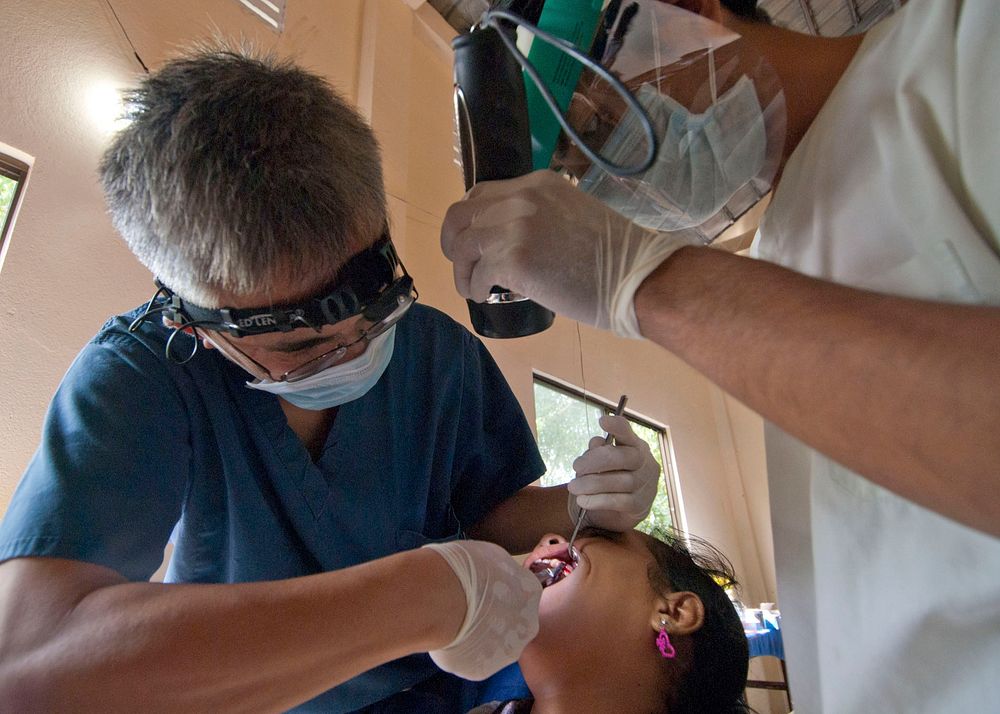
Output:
[421, 542, 476, 647]
[610, 229, 698, 340]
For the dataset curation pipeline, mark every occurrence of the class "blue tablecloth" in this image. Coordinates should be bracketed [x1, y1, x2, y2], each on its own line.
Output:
[745, 610, 784, 660]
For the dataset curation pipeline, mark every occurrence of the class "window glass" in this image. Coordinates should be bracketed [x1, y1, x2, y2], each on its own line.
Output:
[534, 379, 604, 487]
[533, 377, 677, 533]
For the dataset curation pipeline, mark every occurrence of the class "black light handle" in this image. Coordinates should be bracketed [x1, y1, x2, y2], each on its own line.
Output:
[452, 25, 555, 339]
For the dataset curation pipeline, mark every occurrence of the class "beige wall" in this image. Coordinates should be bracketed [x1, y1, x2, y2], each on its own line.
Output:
[1, 0, 152, 505]
[0, 0, 365, 510]
[0, 0, 777, 613]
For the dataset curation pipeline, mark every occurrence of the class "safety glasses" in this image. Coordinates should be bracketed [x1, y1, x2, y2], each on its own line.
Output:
[129, 235, 417, 381]
[203, 287, 412, 382]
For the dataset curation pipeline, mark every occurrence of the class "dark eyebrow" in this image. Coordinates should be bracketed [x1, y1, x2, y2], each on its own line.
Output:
[268, 334, 344, 354]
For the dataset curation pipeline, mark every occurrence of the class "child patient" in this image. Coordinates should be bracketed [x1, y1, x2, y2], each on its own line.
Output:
[472, 526, 750, 714]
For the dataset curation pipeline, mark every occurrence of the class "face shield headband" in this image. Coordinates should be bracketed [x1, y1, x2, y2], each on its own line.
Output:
[129, 235, 417, 366]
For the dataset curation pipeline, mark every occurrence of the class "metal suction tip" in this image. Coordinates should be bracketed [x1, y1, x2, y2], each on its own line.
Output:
[533, 562, 566, 588]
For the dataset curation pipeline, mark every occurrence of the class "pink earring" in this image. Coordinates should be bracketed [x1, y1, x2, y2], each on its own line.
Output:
[656, 618, 676, 659]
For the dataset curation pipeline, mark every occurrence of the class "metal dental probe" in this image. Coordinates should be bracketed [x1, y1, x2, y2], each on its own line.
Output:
[567, 394, 628, 560]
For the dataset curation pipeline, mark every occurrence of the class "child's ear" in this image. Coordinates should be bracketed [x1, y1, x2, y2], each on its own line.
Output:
[650, 591, 705, 636]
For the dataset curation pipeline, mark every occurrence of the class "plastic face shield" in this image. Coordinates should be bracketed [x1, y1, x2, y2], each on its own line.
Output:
[518, 1, 787, 242]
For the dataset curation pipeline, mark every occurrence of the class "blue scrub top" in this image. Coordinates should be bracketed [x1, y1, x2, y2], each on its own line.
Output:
[0, 302, 544, 712]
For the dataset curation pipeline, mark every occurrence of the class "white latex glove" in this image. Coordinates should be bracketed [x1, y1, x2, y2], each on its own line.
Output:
[568, 415, 661, 531]
[423, 540, 541, 681]
[440, 170, 699, 338]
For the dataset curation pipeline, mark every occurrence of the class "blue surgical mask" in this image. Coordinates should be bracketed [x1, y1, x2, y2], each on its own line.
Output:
[245, 326, 396, 410]
[580, 75, 766, 231]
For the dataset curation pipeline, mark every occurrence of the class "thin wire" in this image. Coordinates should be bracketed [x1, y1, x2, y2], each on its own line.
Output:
[569, 394, 628, 557]
[105, 1, 149, 73]
[574, 321, 590, 551]
[576, 321, 590, 436]
[129, 287, 170, 333]
[165, 322, 204, 364]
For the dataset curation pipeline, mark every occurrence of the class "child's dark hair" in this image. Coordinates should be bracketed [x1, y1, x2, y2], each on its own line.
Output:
[720, 0, 773, 24]
[644, 528, 753, 714]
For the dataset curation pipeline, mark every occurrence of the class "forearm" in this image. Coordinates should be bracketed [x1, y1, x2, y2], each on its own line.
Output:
[636, 246, 1000, 536]
[470, 485, 573, 553]
[0, 551, 464, 713]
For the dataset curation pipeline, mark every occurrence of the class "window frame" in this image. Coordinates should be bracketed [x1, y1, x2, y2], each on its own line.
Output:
[532, 372, 686, 533]
[234, 0, 287, 32]
[0, 153, 30, 265]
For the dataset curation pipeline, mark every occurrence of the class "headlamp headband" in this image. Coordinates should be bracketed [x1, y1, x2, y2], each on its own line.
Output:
[158, 235, 414, 337]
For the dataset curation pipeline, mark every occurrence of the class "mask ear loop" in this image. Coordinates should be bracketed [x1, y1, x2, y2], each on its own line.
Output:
[480, 8, 659, 178]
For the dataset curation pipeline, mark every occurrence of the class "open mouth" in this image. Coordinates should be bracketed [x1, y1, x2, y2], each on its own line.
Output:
[529, 546, 578, 588]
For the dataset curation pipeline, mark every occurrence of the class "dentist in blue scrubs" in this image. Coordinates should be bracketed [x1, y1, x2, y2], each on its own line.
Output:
[0, 47, 661, 713]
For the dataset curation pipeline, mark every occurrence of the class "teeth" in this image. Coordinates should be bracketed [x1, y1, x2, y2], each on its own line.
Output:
[530, 556, 575, 588]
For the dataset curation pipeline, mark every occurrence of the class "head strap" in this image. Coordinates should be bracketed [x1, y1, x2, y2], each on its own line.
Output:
[158, 236, 413, 337]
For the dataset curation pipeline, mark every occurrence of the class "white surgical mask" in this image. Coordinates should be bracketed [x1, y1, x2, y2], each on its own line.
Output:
[245, 326, 397, 410]
[580, 74, 766, 231]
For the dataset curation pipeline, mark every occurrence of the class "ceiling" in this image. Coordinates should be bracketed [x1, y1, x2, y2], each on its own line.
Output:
[761, 0, 901, 35]
[427, 0, 903, 36]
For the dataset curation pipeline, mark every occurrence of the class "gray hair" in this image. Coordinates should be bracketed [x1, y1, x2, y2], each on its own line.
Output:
[100, 45, 387, 306]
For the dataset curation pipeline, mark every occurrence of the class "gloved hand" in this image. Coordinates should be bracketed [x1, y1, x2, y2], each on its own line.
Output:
[423, 540, 541, 681]
[568, 415, 661, 531]
[440, 170, 699, 338]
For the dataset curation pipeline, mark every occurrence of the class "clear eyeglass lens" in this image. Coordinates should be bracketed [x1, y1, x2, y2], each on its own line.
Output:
[281, 313, 400, 383]
[281, 293, 412, 383]
[205, 287, 415, 384]
[282, 345, 350, 383]
[205, 333, 272, 382]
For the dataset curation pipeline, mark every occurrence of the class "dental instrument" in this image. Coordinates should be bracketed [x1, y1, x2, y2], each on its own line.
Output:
[567, 394, 628, 561]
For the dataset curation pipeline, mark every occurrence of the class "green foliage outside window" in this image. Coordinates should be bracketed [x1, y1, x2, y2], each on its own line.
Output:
[628, 420, 674, 534]
[534, 381, 604, 488]
[533, 379, 674, 534]
[0, 174, 18, 231]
